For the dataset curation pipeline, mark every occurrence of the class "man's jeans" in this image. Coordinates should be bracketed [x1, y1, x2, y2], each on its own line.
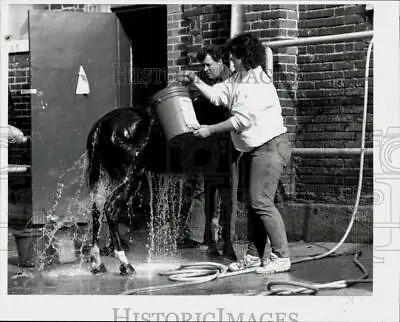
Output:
[185, 133, 240, 250]
[185, 175, 207, 243]
[185, 174, 230, 246]
[243, 133, 291, 259]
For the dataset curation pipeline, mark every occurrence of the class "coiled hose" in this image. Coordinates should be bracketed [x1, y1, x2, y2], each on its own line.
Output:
[121, 38, 374, 296]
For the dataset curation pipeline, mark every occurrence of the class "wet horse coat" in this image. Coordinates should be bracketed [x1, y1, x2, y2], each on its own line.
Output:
[86, 104, 234, 275]
[86, 107, 154, 274]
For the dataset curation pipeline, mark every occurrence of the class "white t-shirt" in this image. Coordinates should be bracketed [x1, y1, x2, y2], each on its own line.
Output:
[202, 66, 287, 152]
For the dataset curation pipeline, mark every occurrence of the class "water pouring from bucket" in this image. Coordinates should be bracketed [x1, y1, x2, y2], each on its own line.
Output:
[146, 171, 187, 262]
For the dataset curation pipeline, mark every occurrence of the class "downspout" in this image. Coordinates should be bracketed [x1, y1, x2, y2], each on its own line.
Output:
[230, 4, 244, 38]
[226, 4, 244, 257]
[229, 5, 273, 79]
[229, 5, 244, 72]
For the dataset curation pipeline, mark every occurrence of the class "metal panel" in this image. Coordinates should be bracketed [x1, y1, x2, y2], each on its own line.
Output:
[116, 19, 132, 108]
[29, 10, 129, 224]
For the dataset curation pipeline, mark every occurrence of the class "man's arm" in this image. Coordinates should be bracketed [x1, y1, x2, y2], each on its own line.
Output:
[180, 70, 229, 107]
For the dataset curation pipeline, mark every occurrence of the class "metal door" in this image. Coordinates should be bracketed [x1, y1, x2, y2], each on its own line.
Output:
[29, 10, 130, 224]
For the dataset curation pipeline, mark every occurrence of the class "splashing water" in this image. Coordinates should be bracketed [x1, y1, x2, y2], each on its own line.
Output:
[33, 152, 103, 270]
[29, 151, 190, 270]
[147, 171, 187, 261]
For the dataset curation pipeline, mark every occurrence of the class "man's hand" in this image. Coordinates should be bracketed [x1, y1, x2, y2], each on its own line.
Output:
[177, 70, 197, 84]
[193, 125, 212, 138]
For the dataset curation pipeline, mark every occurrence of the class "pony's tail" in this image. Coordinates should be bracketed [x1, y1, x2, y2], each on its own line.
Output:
[86, 123, 101, 191]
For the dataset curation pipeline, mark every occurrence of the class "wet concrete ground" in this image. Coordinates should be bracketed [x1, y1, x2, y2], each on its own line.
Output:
[8, 231, 372, 296]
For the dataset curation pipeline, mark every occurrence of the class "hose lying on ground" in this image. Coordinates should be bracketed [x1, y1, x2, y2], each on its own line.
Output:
[262, 252, 372, 295]
[120, 252, 371, 295]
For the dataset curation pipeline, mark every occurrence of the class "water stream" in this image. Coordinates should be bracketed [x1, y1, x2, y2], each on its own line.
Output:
[146, 171, 187, 261]
[29, 153, 189, 271]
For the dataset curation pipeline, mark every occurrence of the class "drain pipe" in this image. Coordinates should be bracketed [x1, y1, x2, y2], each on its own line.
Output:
[229, 5, 244, 72]
[230, 4, 244, 38]
[230, 5, 273, 79]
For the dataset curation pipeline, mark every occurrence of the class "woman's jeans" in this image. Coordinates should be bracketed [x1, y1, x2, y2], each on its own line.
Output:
[243, 133, 291, 260]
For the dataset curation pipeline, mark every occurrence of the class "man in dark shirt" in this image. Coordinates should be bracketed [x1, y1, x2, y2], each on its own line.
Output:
[180, 46, 237, 256]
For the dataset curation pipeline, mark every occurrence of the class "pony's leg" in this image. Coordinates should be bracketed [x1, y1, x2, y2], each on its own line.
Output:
[103, 183, 136, 276]
[90, 203, 107, 274]
[107, 219, 135, 275]
[103, 124, 151, 275]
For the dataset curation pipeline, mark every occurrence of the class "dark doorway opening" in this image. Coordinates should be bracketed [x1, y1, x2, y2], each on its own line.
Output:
[112, 5, 168, 107]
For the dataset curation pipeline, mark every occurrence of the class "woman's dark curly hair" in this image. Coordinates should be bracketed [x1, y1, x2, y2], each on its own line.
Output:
[227, 32, 266, 71]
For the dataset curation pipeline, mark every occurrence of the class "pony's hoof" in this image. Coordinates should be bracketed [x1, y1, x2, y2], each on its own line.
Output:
[120, 263, 135, 276]
[91, 263, 107, 275]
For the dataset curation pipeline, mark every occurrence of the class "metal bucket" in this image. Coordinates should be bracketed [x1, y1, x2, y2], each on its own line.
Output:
[151, 86, 200, 141]
[13, 228, 46, 267]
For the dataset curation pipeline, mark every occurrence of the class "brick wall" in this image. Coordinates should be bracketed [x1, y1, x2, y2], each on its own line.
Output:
[166, 5, 187, 75]
[8, 53, 32, 226]
[296, 4, 373, 204]
[45, 4, 85, 11]
[8, 53, 31, 203]
[44, 3, 111, 12]
[167, 5, 231, 76]
[8, 54, 30, 134]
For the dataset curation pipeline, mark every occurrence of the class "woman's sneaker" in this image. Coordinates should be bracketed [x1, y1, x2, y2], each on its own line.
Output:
[255, 253, 291, 274]
[228, 254, 261, 271]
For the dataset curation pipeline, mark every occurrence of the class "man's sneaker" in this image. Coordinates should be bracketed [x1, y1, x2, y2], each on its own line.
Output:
[255, 253, 291, 274]
[228, 254, 261, 272]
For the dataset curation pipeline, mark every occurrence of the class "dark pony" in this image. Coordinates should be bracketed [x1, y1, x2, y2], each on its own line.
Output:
[85, 100, 232, 275]
[86, 106, 158, 275]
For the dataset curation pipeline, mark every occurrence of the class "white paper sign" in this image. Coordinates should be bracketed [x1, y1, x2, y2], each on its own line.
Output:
[76, 65, 90, 95]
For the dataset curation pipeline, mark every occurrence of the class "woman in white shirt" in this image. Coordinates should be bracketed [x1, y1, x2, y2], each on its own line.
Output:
[180, 32, 292, 273]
